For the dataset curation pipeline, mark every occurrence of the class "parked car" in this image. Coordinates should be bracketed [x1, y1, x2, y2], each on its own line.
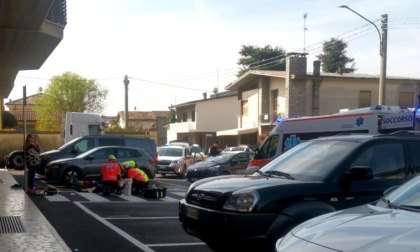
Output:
[179, 131, 420, 252]
[223, 146, 249, 152]
[157, 145, 206, 178]
[276, 175, 420, 251]
[186, 150, 254, 181]
[44, 146, 156, 184]
[37, 135, 157, 175]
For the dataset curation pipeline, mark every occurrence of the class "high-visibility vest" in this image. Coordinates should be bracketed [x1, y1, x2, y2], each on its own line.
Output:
[127, 168, 149, 183]
[101, 161, 121, 182]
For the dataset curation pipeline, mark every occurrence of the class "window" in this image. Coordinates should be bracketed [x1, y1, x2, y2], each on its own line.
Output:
[92, 148, 114, 159]
[117, 148, 141, 159]
[241, 100, 248, 116]
[399, 92, 414, 108]
[351, 143, 405, 179]
[408, 142, 420, 175]
[182, 112, 188, 122]
[99, 138, 124, 146]
[258, 135, 279, 159]
[359, 91, 371, 108]
[271, 89, 278, 115]
[73, 139, 93, 153]
[191, 111, 195, 122]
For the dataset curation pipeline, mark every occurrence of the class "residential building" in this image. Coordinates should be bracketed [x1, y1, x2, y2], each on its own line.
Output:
[117, 111, 169, 145]
[166, 91, 241, 151]
[5, 93, 43, 131]
[223, 53, 420, 146]
[168, 53, 420, 150]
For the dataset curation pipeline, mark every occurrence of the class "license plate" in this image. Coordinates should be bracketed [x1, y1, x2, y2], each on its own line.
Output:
[186, 206, 199, 220]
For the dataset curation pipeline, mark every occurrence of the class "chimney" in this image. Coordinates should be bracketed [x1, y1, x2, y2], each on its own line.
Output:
[313, 60, 321, 77]
[286, 52, 307, 75]
[203, 92, 207, 100]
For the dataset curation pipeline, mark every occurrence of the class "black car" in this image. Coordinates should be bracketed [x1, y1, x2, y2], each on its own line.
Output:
[179, 131, 420, 252]
[44, 146, 156, 184]
[186, 151, 254, 181]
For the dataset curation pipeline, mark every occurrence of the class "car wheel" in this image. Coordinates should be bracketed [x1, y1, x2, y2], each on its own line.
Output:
[8, 152, 25, 170]
[62, 168, 82, 185]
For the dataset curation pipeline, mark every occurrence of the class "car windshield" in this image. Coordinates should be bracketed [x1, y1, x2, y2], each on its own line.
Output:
[259, 140, 359, 181]
[158, 147, 183, 157]
[376, 176, 420, 211]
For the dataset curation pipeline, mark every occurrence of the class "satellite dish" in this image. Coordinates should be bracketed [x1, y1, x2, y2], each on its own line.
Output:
[213, 87, 218, 94]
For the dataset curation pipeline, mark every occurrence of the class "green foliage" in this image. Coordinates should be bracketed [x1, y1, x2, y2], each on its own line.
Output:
[168, 108, 177, 123]
[237, 44, 287, 77]
[34, 72, 108, 131]
[104, 125, 140, 133]
[2, 111, 18, 129]
[316, 38, 356, 73]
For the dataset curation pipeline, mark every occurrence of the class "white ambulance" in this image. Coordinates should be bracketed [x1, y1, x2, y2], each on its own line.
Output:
[249, 105, 420, 170]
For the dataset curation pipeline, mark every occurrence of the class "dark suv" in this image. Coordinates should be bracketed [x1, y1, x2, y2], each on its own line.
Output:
[179, 131, 420, 251]
[38, 135, 158, 175]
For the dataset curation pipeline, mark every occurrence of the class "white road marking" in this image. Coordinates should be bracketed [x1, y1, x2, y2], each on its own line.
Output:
[43, 194, 70, 202]
[74, 201, 155, 252]
[76, 192, 111, 202]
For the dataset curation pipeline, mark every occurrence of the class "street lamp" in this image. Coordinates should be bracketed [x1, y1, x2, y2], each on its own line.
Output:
[339, 5, 388, 105]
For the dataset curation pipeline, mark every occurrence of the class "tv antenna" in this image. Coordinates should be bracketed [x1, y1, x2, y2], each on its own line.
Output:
[303, 13, 308, 53]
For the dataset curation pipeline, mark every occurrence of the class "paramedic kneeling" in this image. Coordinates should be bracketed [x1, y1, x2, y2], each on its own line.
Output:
[123, 162, 149, 195]
[101, 155, 122, 196]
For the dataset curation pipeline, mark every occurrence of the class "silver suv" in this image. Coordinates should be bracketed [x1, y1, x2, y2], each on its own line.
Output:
[45, 146, 155, 184]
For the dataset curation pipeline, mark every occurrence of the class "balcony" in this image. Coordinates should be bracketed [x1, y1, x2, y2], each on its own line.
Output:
[0, 0, 67, 97]
[168, 121, 197, 132]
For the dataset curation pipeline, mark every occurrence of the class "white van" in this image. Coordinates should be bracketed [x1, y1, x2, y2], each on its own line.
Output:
[248, 105, 420, 171]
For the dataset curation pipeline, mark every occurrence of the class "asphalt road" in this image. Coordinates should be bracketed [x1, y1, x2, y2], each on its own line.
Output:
[11, 171, 213, 252]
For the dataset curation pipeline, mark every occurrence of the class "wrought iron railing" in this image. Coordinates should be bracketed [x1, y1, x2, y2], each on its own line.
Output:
[46, 0, 67, 27]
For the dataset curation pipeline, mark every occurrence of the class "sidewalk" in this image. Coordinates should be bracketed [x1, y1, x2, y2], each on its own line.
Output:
[0, 169, 71, 252]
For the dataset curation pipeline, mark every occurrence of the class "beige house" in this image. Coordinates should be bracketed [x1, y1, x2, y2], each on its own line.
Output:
[166, 91, 241, 151]
[169, 53, 420, 150]
[220, 53, 420, 147]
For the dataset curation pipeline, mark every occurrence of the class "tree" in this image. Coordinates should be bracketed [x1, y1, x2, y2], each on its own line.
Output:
[237, 44, 287, 77]
[316, 38, 356, 73]
[2, 111, 17, 129]
[34, 72, 108, 131]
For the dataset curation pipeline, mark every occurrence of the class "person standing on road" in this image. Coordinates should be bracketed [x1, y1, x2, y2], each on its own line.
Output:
[101, 154, 122, 196]
[209, 141, 221, 157]
[24, 134, 41, 194]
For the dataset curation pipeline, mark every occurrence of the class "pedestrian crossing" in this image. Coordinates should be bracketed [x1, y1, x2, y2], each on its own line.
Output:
[43, 191, 185, 203]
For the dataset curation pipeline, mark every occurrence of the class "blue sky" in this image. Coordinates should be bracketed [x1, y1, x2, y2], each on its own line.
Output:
[8, 0, 420, 116]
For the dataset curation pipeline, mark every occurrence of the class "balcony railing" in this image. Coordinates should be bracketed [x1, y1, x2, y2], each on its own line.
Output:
[46, 0, 67, 27]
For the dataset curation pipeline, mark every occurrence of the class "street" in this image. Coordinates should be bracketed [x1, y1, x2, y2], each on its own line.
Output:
[11, 171, 212, 252]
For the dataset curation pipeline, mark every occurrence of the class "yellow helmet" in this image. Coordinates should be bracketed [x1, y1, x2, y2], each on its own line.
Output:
[108, 154, 117, 161]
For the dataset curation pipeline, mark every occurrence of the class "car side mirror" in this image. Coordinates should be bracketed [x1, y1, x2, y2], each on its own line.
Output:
[345, 166, 373, 181]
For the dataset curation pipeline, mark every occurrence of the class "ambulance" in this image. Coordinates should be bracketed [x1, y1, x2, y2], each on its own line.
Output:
[248, 105, 420, 171]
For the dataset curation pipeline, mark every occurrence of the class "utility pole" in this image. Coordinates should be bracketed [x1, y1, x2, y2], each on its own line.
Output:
[379, 14, 388, 106]
[124, 75, 129, 129]
[339, 6, 388, 105]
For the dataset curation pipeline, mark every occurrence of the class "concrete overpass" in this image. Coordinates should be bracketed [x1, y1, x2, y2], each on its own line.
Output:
[0, 0, 66, 129]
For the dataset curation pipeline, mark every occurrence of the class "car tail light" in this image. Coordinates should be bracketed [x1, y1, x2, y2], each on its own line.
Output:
[154, 152, 158, 164]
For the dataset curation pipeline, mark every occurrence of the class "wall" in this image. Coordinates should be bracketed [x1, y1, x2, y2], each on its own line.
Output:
[195, 96, 240, 131]
[318, 78, 419, 115]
